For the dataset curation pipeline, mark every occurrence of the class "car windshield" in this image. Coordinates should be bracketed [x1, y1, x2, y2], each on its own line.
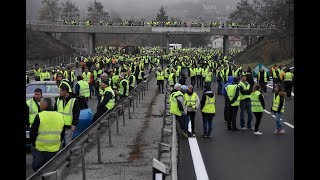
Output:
[26, 84, 59, 94]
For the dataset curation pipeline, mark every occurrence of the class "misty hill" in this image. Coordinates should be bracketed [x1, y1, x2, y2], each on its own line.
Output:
[232, 34, 294, 68]
[26, 29, 76, 61]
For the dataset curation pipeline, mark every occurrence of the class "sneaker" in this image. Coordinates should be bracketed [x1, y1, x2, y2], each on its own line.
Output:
[241, 127, 247, 130]
[254, 131, 263, 135]
[200, 134, 207, 138]
[278, 129, 286, 134]
[192, 133, 196, 137]
[206, 135, 212, 138]
[274, 129, 280, 134]
[248, 127, 255, 131]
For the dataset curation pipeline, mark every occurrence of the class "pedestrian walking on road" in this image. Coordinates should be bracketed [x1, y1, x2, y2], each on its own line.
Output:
[271, 84, 287, 134]
[257, 68, 269, 93]
[184, 85, 200, 136]
[200, 84, 216, 138]
[250, 84, 265, 135]
[283, 68, 294, 99]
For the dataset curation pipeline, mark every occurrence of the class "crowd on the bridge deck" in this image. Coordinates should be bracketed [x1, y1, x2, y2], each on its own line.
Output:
[26, 46, 293, 171]
[60, 19, 277, 29]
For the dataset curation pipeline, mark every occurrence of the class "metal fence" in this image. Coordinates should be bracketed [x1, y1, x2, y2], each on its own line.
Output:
[26, 52, 81, 74]
[26, 71, 153, 180]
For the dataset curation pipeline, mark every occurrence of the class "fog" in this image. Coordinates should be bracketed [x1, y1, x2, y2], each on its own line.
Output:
[26, 0, 241, 21]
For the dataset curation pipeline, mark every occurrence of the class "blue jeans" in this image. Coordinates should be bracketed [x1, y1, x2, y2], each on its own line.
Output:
[32, 147, 57, 172]
[275, 112, 283, 130]
[202, 114, 214, 135]
[240, 100, 253, 128]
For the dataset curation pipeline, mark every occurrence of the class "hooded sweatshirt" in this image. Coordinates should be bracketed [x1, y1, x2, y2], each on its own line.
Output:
[222, 76, 234, 98]
[200, 89, 215, 116]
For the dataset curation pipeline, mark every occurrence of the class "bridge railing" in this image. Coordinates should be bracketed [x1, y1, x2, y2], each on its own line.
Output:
[26, 71, 154, 180]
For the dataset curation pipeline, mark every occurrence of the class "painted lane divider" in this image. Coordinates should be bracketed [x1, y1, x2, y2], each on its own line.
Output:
[188, 120, 209, 180]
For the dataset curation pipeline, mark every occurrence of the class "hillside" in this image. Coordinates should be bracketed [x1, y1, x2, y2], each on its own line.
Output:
[232, 34, 294, 68]
[26, 29, 77, 61]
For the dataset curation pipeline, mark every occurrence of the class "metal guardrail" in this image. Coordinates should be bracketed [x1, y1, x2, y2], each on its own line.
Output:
[27, 71, 153, 180]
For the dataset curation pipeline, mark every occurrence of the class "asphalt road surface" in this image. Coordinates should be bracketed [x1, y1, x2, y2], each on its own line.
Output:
[178, 77, 294, 180]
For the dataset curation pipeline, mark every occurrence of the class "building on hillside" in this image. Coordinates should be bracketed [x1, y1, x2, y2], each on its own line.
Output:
[211, 36, 223, 49]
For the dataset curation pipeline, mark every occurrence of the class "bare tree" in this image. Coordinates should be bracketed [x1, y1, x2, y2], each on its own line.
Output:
[61, 0, 80, 21]
[156, 6, 168, 22]
[86, 0, 110, 24]
[39, 0, 61, 22]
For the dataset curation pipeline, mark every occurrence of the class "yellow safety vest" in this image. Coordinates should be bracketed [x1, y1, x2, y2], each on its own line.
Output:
[119, 79, 129, 96]
[26, 99, 39, 126]
[168, 73, 175, 85]
[169, 91, 184, 116]
[184, 92, 197, 109]
[101, 86, 115, 110]
[202, 95, 216, 113]
[156, 71, 165, 80]
[239, 81, 251, 100]
[77, 80, 90, 97]
[82, 72, 91, 83]
[272, 94, 285, 113]
[250, 91, 263, 112]
[284, 72, 293, 81]
[226, 84, 240, 106]
[56, 98, 76, 126]
[36, 111, 64, 152]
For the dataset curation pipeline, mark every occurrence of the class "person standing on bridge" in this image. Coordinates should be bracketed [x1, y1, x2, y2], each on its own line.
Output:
[200, 84, 216, 138]
[30, 98, 65, 172]
[250, 84, 265, 135]
[271, 84, 286, 134]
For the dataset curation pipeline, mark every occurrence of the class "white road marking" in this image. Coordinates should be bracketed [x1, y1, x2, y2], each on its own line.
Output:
[188, 138, 209, 180]
[264, 110, 271, 114]
[254, 79, 294, 97]
[271, 115, 275, 118]
[283, 122, 294, 128]
[188, 119, 192, 133]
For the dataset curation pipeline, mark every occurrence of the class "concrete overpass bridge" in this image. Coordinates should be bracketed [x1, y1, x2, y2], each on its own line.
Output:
[26, 23, 280, 55]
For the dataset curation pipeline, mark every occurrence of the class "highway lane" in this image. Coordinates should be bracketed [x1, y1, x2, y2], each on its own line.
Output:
[178, 78, 294, 180]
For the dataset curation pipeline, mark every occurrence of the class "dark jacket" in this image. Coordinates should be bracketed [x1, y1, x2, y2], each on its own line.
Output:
[200, 89, 215, 116]
[98, 90, 113, 110]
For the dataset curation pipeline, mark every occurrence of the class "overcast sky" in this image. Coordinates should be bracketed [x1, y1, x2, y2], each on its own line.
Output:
[26, 0, 241, 21]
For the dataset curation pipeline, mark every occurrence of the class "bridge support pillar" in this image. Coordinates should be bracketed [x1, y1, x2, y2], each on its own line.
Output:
[223, 35, 229, 57]
[89, 33, 96, 55]
[166, 33, 169, 54]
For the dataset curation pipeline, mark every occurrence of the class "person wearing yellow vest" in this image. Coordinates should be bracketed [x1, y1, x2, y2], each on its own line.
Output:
[55, 72, 73, 93]
[156, 67, 165, 93]
[200, 84, 216, 138]
[40, 68, 51, 81]
[169, 83, 191, 138]
[75, 76, 90, 102]
[54, 84, 80, 147]
[238, 75, 253, 130]
[168, 69, 176, 90]
[271, 65, 279, 92]
[225, 77, 241, 131]
[30, 98, 65, 172]
[271, 84, 287, 134]
[66, 66, 76, 90]
[93, 65, 103, 96]
[93, 80, 115, 122]
[189, 65, 197, 87]
[250, 84, 265, 135]
[33, 64, 41, 81]
[82, 67, 93, 99]
[26, 88, 42, 128]
[184, 85, 200, 136]
[283, 68, 294, 98]
[127, 69, 136, 92]
[118, 73, 129, 99]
